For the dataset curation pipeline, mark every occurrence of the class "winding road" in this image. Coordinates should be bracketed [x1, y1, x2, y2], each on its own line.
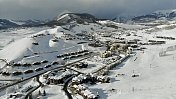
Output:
[63, 75, 76, 99]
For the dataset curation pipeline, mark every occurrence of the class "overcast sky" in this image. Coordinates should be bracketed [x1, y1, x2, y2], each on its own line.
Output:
[0, 0, 176, 20]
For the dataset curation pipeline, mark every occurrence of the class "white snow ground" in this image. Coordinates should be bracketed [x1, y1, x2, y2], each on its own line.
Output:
[1, 19, 176, 99]
[87, 23, 176, 99]
[0, 27, 49, 50]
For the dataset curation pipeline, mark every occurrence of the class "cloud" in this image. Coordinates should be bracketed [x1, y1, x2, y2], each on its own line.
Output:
[0, 0, 176, 20]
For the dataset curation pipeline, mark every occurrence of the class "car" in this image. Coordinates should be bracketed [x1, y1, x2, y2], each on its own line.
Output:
[64, 53, 70, 56]
[52, 61, 59, 65]
[77, 51, 83, 54]
[35, 68, 44, 72]
[63, 57, 69, 60]
[32, 62, 41, 65]
[83, 52, 89, 56]
[45, 65, 52, 68]
[12, 71, 23, 76]
[13, 63, 22, 66]
[9, 93, 23, 98]
[24, 70, 34, 74]
[70, 55, 76, 59]
[70, 52, 76, 55]
[83, 50, 89, 53]
[2, 72, 10, 76]
[23, 63, 32, 67]
[57, 55, 62, 58]
[77, 54, 82, 57]
[32, 42, 39, 45]
[41, 60, 48, 64]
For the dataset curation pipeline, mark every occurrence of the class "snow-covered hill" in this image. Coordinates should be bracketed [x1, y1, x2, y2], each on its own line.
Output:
[0, 19, 115, 67]
[0, 26, 49, 50]
[0, 28, 80, 63]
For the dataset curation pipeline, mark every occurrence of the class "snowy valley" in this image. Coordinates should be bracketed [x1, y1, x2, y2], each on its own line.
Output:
[0, 11, 176, 99]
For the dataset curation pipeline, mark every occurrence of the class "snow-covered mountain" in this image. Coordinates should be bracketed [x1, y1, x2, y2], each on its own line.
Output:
[0, 19, 19, 29]
[132, 9, 176, 23]
[153, 9, 176, 19]
[0, 19, 46, 29]
[16, 19, 47, 26]
[112, 16, 133, 23]
[47, 13, 97, 26]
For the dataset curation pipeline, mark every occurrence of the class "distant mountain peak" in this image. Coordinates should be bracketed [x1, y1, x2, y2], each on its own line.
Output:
[58, 10, 73, 17]
[0, 19, 19, 29]
[132, 8, 176, 23]
[0, 18, 47, 30]
[152, 9, 176, 15]
[47, 12, 97, 26]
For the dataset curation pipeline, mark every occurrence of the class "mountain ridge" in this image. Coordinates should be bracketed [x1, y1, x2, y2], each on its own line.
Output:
[131, 9, 176, 22]
[47, 13, 97, 26]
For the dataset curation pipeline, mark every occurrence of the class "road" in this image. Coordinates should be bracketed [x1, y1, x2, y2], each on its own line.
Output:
[24, 76, 42, 99]
[63, 75, 77, 99]
[0, 79, 20, 81]
[66, 67, 84, 74]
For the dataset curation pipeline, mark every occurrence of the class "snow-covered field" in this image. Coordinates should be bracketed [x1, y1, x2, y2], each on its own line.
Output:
[84, 21, 176, 99]
[89, 45, 176, 99]
[1, 17, 176, 99]
[0, 27, 49, 50]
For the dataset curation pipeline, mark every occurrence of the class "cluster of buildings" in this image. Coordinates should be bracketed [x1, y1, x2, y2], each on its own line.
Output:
[148, 40, 166, 45]
[57, 50, 92, 61]
[70, 84, 98, 99]
[71, 74, 110, 85]
[71, 62, 89, 69]
[69, 73, 110, 99]
[156, 36, 175, 40]
[1, 59, 58, 76]
[44, 69, 75, 85]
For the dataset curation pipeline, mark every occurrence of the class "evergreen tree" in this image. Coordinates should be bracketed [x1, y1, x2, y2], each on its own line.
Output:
[43, 90, 46, 96]
[39, 90, 41, 96]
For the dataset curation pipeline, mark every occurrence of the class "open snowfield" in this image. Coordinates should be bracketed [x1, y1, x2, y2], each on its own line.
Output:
[89, 45, 176, 99]
[0, 27, 49, 50]
[36, 85, 67, 99]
